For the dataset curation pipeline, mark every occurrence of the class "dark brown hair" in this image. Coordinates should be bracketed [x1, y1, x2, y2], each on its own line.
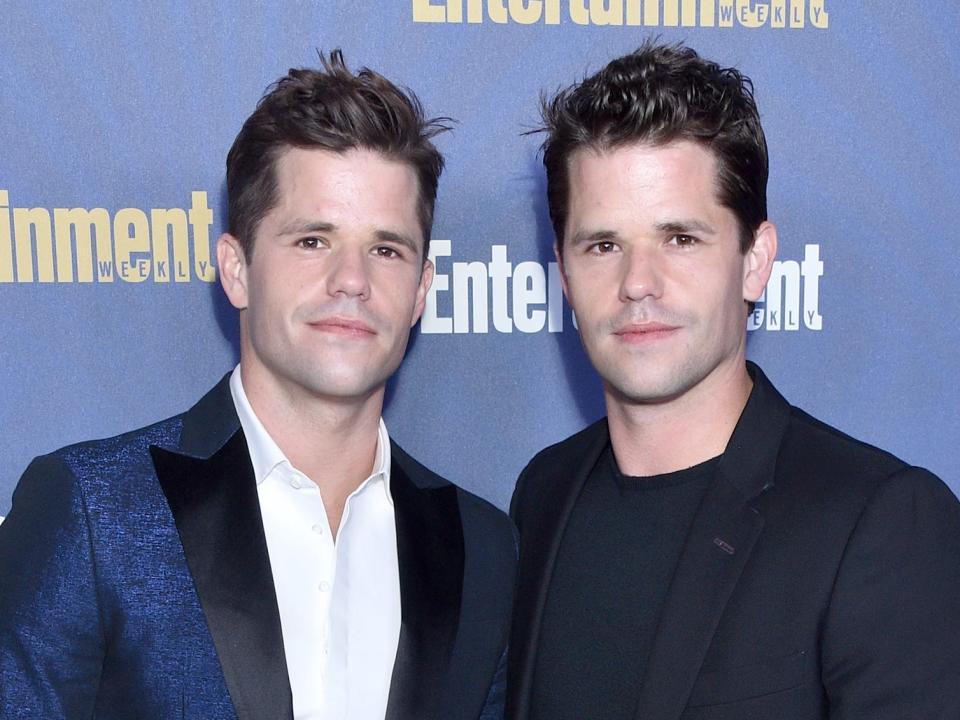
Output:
[226, 49, 450, 259]
[539, 40, 768, 253]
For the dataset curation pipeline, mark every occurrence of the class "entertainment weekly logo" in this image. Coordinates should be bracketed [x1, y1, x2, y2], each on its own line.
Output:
[412, 0, 830, 29]
[422, 240, 824, 334]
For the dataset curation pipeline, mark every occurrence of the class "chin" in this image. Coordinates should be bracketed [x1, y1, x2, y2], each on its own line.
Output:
[604, 366, 698, 405]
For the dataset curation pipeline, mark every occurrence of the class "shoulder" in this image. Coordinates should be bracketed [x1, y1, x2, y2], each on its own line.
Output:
[521, 417, 608, 479]
[512, 418, 607, 508]
[45, 414, 185, 484]
[784, 406, 908, 477]
[779, 405, 931, 493]
[764, 404, 957, 533]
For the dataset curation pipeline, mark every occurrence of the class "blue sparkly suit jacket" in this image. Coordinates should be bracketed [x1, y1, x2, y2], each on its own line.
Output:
[0, 376, 516, 720]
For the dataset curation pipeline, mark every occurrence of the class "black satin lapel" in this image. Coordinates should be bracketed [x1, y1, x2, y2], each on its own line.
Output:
[633, 478, 765, 720]
[385, 462, 464, 720]
[151, 430, 293, 720]
[507, 424, 609, 720]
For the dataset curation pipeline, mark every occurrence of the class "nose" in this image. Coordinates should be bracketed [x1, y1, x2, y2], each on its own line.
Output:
[326, 246, 371, 299]
[619, 246, 663, 303]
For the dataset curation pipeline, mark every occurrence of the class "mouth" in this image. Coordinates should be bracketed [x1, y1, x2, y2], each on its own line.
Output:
[307, 316, 376, 338]
[613, 322, 679, 344]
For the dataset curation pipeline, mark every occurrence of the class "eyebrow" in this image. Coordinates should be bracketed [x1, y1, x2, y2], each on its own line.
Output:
[655, 219, 717, 235]
[278, 219, 422, 255]
[278, 219, 336, 236]
[374, 229, 421, 256]
[567, 228, 619, 249]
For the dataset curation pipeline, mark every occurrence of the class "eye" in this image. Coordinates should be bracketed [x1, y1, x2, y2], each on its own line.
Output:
[668, 234, 699, 248]
[588, 241, 618, 255]
[374, 246, 401, 259]
[296, 236, 323, 250]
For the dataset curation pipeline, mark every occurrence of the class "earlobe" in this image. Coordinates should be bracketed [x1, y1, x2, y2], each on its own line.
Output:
[411, 258, 435, 327]
[742, 222, 778, 303]
[217, 234, 249, 311]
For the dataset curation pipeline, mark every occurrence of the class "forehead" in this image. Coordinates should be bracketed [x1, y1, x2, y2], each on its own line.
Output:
[269, 146, 420, 225]
[565, 140, 721, 217]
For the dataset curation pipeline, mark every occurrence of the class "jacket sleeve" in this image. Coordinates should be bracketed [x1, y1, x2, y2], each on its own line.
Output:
[821, 466, 960, 719]
[0, 454, 106, 719]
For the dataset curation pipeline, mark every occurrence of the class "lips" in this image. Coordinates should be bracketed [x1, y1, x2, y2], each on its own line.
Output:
[307, 316, 376, 338]
[613, 322, 679, 343]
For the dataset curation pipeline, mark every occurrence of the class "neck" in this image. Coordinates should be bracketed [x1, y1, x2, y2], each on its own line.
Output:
[240, 363, 384, 538]
[606, 359, 752, 477]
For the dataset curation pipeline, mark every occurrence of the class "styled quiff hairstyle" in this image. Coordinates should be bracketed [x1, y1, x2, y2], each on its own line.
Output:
[226, 49, 450, 259]
[540, 40, 768, 253]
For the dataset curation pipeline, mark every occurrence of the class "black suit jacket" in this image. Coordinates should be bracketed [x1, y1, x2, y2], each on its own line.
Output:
[0, 375, 515, 720]
[507, 364, 960, 720]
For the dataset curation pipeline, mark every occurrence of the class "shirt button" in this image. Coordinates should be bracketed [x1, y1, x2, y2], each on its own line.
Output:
[289, 478, 301, 489]
[311, 524, 324, 535]
[319, 581, 331, 592]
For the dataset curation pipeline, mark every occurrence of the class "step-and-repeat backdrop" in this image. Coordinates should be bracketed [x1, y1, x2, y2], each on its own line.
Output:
[2, 2, 957, 514]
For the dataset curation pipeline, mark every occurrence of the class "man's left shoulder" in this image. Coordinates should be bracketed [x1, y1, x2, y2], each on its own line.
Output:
[778, 405, 953, 508]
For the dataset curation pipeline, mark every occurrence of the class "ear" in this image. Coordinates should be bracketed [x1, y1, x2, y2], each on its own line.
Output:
[410, 257, 435, 327]
[217, 233, 249, 310]
[742, 221, 777, 303]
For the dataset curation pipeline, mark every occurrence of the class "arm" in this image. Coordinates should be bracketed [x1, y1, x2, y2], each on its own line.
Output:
[822, 467, 960, 719]
[0, 454, 106, 719]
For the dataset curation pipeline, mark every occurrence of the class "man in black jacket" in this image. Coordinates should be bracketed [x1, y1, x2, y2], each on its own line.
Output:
[507, 41, 960, 720]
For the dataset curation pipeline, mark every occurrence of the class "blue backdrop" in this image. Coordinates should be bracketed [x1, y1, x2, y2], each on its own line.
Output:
[2, 1, 958, 515]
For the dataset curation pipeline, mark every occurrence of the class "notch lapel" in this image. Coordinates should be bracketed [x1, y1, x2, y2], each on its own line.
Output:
[385, 453, 465, 720]
[632, 363, 792, 720]
[152, 429, 293, 720]
[632, 476, 765, 720]
[507, 421, 610, 719]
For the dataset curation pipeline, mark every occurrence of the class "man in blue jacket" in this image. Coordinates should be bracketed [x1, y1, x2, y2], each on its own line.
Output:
[0, 51, 514, 720]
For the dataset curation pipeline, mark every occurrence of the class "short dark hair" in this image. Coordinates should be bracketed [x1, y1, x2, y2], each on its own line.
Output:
[539, 40, 768, 254]
[226, 49, 450, 260]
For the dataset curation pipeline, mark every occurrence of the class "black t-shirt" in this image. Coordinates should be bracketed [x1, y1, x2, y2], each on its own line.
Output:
[529, 445, 718, 720]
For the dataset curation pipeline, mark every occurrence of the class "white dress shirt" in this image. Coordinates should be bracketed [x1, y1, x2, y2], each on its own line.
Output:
[229, 368, 401, 720]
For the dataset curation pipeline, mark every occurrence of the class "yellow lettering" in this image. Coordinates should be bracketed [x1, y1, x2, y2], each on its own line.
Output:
[545, 0, 561, 22]
[150, 208, 189, 283]
[771, 0, 785, 27]
[189, 191, 216, 282]
[467, 0, 484, 21]
[53, 207, 111, 282]
[590, 0, 623, 25]
[0, 191, 11, 282]
[412, 0, 446, 21]
[700, 0, 716, 25]
[411, 0, 825, 25]
[509, 0, 542, 23]
[13, 207, 54, 283]
[644, 0, 660, 24]
[737, 0, 768, 27]
[114, 208, 150, 282]
[789, 0, 803, 26]
[809, 0, 827, 28]
[663, 0, 679, 25]
[718, 0, 734, 25]
[569, 0, 589, 23]
[488, 0, 509, 22]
